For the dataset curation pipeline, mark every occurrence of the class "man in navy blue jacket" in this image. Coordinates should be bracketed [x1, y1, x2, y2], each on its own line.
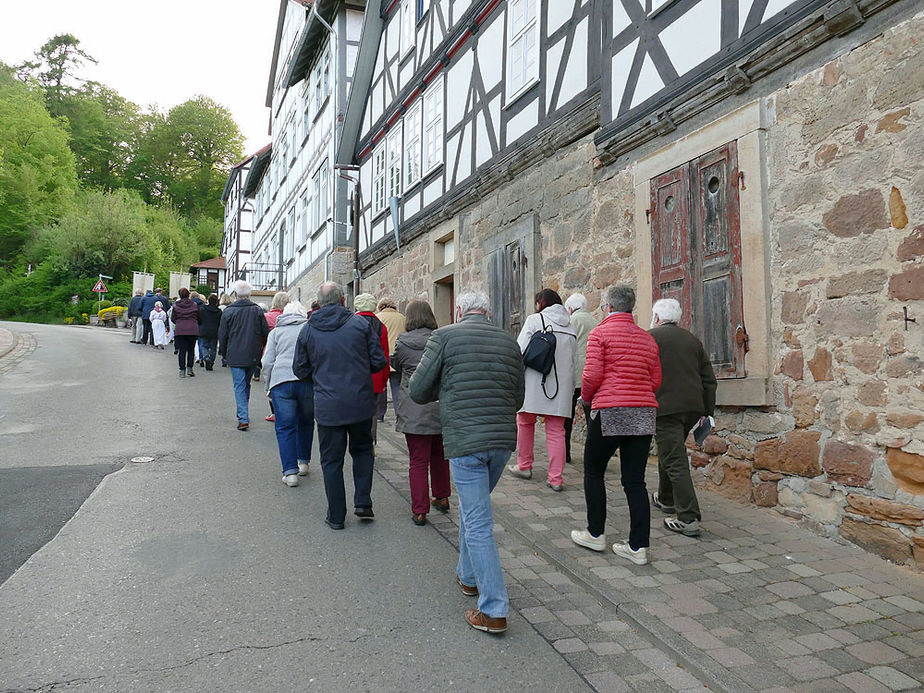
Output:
[138, 289, 158, 345]
[293, 282, 387, 530]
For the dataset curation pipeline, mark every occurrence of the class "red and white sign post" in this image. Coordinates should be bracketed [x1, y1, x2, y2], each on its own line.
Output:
[93, 274, 111, 317]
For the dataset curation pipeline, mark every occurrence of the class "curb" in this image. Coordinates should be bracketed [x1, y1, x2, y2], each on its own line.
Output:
[0, 327, 16, 360]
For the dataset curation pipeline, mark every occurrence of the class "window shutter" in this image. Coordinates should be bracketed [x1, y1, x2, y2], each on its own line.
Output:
[488, 248, 505, 329]
[505, 240, 525, 336]
[650, 164, 693, 327]
[691, 143, 745, 378]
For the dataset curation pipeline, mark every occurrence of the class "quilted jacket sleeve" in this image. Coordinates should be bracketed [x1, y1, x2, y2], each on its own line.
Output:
[408, 330, 443, 404]
[581, 327, 604, 404]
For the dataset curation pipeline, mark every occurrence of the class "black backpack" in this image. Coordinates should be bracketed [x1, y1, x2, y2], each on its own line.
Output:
[522, 314, 559, 399]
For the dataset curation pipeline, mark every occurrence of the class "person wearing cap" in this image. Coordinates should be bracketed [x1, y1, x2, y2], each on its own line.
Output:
[375, 298, 406, 421]
[353, 293, 389, 441]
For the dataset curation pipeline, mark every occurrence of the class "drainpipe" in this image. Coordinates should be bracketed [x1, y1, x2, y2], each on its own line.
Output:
[311, 1, 339, 284]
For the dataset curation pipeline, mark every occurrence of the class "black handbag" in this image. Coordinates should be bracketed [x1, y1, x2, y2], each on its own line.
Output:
[522, 314, 559, 399]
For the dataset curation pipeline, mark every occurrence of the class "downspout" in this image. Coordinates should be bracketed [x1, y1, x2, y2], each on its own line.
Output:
[311, 1, 339, 283]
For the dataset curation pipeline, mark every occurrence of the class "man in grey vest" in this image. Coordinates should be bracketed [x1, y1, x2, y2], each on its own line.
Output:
[410, 291, 524, 634]
[649, 298, 717, 537]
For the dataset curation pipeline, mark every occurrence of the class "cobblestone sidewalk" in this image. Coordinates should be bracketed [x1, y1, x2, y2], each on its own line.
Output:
[0, 328, 37, 375]
[375, 420, 924, 692]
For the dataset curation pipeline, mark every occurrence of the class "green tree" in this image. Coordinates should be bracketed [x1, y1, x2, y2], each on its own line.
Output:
[57, 82, 141, 190]
[131, 96, 244, 220]
[17, 34, 97, 113]
[0, 63, 77, 268]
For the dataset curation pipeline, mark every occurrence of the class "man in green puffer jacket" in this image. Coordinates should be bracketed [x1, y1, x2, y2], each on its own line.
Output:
[409, 290, 524, 635]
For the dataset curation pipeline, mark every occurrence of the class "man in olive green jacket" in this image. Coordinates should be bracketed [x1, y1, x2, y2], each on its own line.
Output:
[649, 298, 717, 538]
[409, 291, 524, 635]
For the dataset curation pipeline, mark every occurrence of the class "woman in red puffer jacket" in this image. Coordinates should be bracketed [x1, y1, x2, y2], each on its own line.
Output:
[571, 285, 661, 566]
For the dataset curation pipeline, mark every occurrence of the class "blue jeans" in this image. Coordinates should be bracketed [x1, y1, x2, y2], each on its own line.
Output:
[230, 366, 256, 423]
[201, 337, 218, 364]
[451, 449, 511, 619]
[270, 380, 315, 476]
[316, 419, 375, 525]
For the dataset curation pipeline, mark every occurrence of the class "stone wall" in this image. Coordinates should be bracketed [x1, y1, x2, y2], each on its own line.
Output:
[360, 11, 924, 567]
[693, 12, 924, 568]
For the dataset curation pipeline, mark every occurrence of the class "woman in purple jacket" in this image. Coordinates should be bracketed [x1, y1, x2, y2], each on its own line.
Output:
[170, 288, 202, 378]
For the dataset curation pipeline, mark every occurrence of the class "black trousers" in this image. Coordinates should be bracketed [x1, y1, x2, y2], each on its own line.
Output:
[142, 318, 153, 344]
[316, 419, 375, 525]
[564, 388, 591, 464]
[175, 335, 196, 369]
[583, 413, 652, 549]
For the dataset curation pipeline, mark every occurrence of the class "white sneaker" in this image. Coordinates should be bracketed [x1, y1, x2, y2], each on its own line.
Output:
[507, 463, 532, 479]
[571, 529, 606, 552]
[612, 542, 649, 565]
[283, 474, 299, 487]
[297, 462, 310, 476]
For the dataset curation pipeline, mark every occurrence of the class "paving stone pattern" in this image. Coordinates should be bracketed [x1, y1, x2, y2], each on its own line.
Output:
[0, 329, 36, 375]
[375, 420, 924, 692]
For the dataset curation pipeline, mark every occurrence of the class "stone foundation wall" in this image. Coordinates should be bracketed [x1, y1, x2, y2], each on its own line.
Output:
[694, 12, 924, 568]
[360, 11, 924, 567]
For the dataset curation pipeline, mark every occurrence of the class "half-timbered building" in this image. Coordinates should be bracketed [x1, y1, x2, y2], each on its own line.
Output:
[244, 0, 366, 301]
[221, 150, 259, 290]
[338, 0, 924, 565]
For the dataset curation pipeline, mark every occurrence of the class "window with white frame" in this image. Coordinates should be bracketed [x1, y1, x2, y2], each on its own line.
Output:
[320, 50, 330, 104]
[418, 0, 430, 20]
[288, 122, 296, 165]
[400, 0, 415, 56]
[404, 101, 422, 188]
[281, 219, 289, 263]
[373, 142, 387, 215]
[387, 130, 402, 200]
[286, 207, 295, 259]
[507, 0, 538, 98]
[302, 90, 310, 140]
[298, 191, 309, 246]
[318, 159, 330, 229]
[423, 78, 443, 173]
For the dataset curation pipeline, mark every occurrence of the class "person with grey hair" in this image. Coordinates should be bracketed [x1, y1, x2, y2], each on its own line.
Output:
[128, 288, 145, 343]
[293, 282, 387, 529]
[219, 279, 269, 430]
[262, 291, 291, 421]
[409, 290, 525, 634]
[262, 301, 314, 487]
[649, 297, 716, 537]
[571, 285, 662, 565]
[563, 292, 598, 464]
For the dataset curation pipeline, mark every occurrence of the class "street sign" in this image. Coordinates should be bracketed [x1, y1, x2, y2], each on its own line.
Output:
[92, 279, 108, 293]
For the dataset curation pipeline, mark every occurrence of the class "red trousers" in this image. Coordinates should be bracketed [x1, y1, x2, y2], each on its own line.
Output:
[406, 433, 451, 514]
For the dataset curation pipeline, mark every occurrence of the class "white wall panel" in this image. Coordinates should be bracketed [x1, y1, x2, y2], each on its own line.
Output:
[475, 113, 491, 168]
[547, 0, 572, 35]
[660, 0, 721, 76]
[610, 37, 638, 115]
[400, 59, 415, 92]
[631, 52, 663, 108]
[423, 175, 443, 208]
[446, 51, 474, 128]
[479, 17, 505, 89]
[546, 37, 566, 109]
[386, 16, 400, 61]
[558, 17, 588, 107]
[456, 127, 472, 182]
[763, 0, 798, 22]
[404, 190, 421, 218]
[613, 0, 631, 36]
[505, 99, 538, 145]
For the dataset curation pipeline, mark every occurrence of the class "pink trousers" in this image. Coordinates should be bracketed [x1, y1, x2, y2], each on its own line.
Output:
[406, 433, 451, 514]
[516, 412, 566, 486]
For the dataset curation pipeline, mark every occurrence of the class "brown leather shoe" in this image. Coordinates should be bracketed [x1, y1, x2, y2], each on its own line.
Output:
[413, 513, 427, 526]
[456, 575, 478, 597]
[465, 609, 506, 633]
[432, 497, 450, 513]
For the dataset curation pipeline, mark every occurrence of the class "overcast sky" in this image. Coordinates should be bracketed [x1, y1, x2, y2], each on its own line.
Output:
[0, 0, 281, 155]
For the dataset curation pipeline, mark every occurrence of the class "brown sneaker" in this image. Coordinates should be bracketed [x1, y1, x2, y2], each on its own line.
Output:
[432, 497, 450, 513]
[456, 575, 478, 597]
[465, 609, 507, 634]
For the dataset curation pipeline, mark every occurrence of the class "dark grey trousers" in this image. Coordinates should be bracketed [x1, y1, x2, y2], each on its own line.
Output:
[655, 412, 702, 523]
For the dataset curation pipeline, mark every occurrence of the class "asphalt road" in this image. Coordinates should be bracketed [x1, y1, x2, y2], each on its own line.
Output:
[0, 322, 589, 692]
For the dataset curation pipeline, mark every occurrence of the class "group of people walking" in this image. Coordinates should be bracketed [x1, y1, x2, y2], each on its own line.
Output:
[168, 276, 716, 637]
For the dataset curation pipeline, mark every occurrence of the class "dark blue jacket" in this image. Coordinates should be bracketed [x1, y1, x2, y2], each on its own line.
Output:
[218, 299, 269, 367]
[140, 291, 160, 318]
[293, 304, 387, 426]
[128, 295, 144, 317]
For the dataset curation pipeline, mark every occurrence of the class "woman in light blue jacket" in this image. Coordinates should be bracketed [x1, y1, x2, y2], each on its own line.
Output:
[262, 301, 314, 487]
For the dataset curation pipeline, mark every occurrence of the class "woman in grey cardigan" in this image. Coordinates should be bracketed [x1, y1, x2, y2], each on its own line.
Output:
[391, 300, 451, 526]
[261, 301, 313, 487]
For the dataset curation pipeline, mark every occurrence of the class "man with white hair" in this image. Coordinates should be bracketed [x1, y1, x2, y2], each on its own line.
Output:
[219, 279, 270, 431]
[563, 292, 598, 464]
[409, 290, 524, 634]
[649, 297, 717, 537]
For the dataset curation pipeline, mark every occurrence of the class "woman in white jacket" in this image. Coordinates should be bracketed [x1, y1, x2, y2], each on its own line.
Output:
[508, 289, 577, 491]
